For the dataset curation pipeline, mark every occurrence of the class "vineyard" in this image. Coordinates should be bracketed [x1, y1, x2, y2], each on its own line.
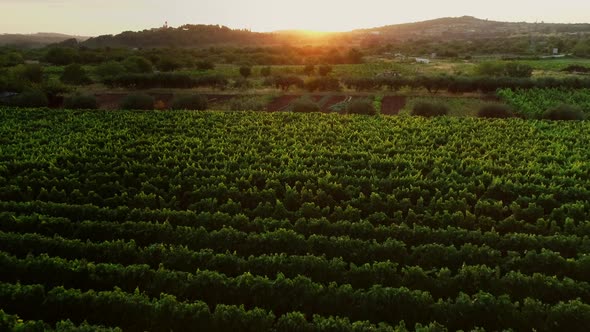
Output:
[498, 88, 590, 118]
[1, 108, 590, 331]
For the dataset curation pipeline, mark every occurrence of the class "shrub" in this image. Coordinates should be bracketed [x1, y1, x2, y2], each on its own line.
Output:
[292, 97, 320, 113]
[9, 89, 49, 108]
[229, 96, 268, 111]
[170, 94, 208, 110]
[95, 61, 126, 80]
[412, 102, 449, 117]
[60, 64, 92, 85]
[347, 99, 376, 115]
[63, 93, 98, 109]
[542, 104, 586, 121]
[478, 104, 515, 119]
[120, 93, 154, 110]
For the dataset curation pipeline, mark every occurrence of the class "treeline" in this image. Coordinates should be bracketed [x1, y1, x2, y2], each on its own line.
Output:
[0, 44, 365, 68]
[100, 72, 590, 93]
[344, 76, 590, 93]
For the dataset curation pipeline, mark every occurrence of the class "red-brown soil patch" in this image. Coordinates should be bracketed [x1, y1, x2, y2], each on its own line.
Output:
[266, 95, 299, 112]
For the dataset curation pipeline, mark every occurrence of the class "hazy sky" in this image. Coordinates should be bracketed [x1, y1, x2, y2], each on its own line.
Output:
[2, 0, 590, 36]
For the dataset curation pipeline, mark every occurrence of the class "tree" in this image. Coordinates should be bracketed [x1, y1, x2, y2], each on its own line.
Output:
[44, 47, 78, 66]
[303, 64, 315, 76]
[573, 41, 590, 57]
[347, 48, 364, 64]
[60, 64, 92, 85]
[95, 61, 127, 80]
[157, 57, 182, 72]
[0, 52, 24, 67]
[196, 60, 215, 70]
[239, 66, 252, 79]
[122, 56, 153, 73]
[318, 65, 333, 77]
[11, 64, 43, 84]
[260, 66, 271, 77]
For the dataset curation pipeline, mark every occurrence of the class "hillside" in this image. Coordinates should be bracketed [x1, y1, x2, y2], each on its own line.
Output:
[77, 17, 590, 49]
[0, 33, 88, 47]
[82, 24, 353, 48]
[359, 16, 590, 40]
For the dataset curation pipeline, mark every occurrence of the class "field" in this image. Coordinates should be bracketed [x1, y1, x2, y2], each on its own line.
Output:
[1, 108, 590, 331]
[499, 88, 590, 118]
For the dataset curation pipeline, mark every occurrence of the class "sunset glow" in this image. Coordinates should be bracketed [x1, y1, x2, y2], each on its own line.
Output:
[2, 0, 590, 35]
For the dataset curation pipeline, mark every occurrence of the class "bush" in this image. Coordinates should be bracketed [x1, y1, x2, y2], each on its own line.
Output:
[9, 89, 49, 108]
[63, 93, 98, 109]
[170, 94, 208, 110]
[505, 62, 533, 78]
[292, 97, 320, 113]
[61, 64, 92, 85]
[542, 104, 586, 121]
[95, 61, 126, 80]
[120, 93, 154, 110]
[412, 102, 449, 117]
[229, 96, 268, 111]
[478, 104, 515, 118]
[347, 99, 376, 115]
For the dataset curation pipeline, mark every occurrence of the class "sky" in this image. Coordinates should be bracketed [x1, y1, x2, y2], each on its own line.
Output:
[2, 0, 590, 36]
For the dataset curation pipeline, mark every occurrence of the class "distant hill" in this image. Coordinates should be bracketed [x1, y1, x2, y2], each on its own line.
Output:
[357, 16, 590, 40]
[82, 24, 352, 48]
[83, 25, 280, 48]
[71, 17, 590, 49]
[0, 33, 89, 48]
